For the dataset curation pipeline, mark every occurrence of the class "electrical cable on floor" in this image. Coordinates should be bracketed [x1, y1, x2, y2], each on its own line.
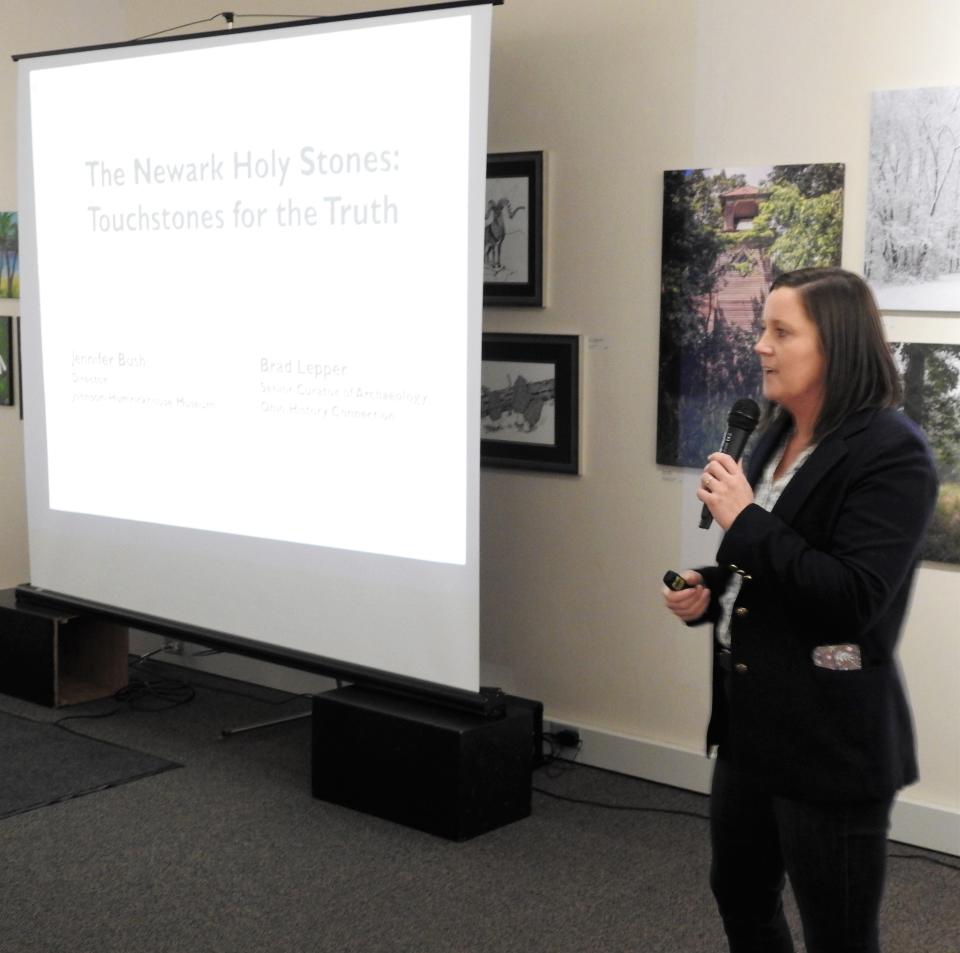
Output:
[539, 730, 583, 778]
[114, 672, 196, 711]
[534, 746, 960, 873]
[535, 736, 710, 820]
[533, 784, 713, 822]
[51, 706, 123, 736]
[886, 852, 960, 873]
[110, 652, 197, 711]
[51, 655, 312, 736]
[50, 656, 196, 733]
[131, 654, 317, 708]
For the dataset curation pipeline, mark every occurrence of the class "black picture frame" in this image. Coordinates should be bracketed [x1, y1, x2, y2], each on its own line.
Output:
[0, 315, 13, 407]
[16, 315, 22, 418]
[481, 333, 579, 473]
[484, 151, 543, 307]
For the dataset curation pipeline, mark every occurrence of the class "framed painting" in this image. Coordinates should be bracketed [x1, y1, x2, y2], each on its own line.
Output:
[656, 163, 844, 467]
[0, 315, 13, 406]
[0, 212, 17, 300]
[16, 316, 22, 418]
[481, 333, 578, 473]
[484, 152, 543, 307]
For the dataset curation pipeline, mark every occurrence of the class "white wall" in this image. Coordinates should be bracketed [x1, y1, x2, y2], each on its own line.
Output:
[1, 0, 957, 853]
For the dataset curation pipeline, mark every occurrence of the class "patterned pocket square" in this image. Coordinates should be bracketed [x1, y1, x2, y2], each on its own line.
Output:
[812, 644, 862, 670]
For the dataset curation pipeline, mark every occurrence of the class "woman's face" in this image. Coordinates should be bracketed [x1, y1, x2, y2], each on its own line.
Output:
[755, 287, 827, 422]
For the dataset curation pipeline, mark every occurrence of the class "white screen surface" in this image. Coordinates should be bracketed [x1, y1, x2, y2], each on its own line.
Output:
[17, 5, 490, 692]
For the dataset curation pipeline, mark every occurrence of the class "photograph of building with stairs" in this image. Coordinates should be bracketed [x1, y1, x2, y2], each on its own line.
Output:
[656, 163, 844, 468]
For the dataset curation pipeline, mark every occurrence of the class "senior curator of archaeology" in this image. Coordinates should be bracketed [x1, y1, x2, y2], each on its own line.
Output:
[663, 267, 938, 953]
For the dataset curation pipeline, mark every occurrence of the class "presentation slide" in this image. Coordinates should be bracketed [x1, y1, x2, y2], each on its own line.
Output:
[29, 14, 475, 564]
[18, 5, 490, 692]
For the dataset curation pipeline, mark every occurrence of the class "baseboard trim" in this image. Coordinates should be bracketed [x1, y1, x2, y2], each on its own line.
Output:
[545, 717, 959, 857]
[545, 717, 714, 794]
[889, 797, 960, 856]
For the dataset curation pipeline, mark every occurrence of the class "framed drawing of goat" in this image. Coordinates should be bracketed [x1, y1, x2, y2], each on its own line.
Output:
[484, 152, 543, 307]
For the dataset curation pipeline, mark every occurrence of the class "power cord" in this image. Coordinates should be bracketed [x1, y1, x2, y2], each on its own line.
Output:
[886, 851, 960, 873]
[51, 657, 314, 738]
[539, 729, 583, 777]
[54, 706, 125, 736]
[114, 671, 196, 711]
[535, 742, 711, 820]
[534, 784, 712, 822]
[105, 651, 197, 711]
[533, 758, 960, 873]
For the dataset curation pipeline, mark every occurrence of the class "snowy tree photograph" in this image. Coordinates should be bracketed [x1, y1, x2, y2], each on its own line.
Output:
[866, 86, 960, 311]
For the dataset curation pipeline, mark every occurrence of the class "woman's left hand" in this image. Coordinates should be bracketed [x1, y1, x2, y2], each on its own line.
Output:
[697, 452, 754, 531]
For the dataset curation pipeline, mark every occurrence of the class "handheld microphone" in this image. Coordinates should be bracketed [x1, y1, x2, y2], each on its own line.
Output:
[699, 398, 760, 530]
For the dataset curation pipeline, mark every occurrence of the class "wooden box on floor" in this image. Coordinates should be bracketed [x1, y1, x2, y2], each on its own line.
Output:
[0, 589, 129, 707]
[312, 685, 534, 840]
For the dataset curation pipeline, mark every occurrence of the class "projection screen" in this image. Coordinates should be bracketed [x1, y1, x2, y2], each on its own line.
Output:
[16, 2, 491, 694]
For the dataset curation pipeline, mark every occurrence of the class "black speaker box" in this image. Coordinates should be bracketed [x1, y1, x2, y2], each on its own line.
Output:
[312, 685, 535, 840]
[501, 692, 544, 766]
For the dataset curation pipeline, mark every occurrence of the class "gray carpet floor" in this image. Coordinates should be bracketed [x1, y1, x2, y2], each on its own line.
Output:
[0, 661, 956, 953]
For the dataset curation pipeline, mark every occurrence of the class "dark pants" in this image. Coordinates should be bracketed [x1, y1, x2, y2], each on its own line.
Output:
[710, 756, 894, 953]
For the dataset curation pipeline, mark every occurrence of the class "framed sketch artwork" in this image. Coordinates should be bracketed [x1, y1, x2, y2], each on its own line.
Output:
[484, 152, 543, 307]
[481, 333, 578, 473]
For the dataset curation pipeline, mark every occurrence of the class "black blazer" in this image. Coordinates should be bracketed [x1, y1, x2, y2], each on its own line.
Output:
[695, 407, 938, 801]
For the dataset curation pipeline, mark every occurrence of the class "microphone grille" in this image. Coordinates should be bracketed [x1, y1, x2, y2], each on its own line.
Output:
[729, 398, 761, 430]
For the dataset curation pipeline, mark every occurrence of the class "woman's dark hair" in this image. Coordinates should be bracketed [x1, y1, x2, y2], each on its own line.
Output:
[768, 267, 901, 440]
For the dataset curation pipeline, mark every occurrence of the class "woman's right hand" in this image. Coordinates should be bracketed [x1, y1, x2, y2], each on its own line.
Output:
[662, 570, 709, 623]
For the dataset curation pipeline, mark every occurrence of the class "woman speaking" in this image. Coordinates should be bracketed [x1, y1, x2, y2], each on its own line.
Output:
[663, 267, 938, 953]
